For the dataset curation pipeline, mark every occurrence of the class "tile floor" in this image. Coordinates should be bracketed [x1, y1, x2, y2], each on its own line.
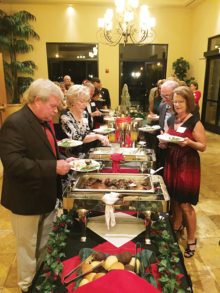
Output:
[0, 131, 220, 293]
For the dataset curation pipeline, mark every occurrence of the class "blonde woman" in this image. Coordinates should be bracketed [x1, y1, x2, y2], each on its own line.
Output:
[60, 85, 109, 157]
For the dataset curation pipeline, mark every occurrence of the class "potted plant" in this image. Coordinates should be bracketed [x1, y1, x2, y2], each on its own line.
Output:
[0, 9, 39, 107]
[172, 57, 195, 85]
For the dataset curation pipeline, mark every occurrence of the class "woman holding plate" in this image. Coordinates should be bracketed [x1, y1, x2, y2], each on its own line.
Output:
[60, 85, 109, 157]
[158, 86, 206, 258]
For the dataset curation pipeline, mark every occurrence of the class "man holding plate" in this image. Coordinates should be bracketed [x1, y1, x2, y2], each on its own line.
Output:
[0, 79, 76, 292]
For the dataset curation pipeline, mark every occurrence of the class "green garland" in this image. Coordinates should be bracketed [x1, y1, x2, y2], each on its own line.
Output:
[34, 212, 73, 293]
[150, 217, 186, 293]
[33, 213, 186, 293]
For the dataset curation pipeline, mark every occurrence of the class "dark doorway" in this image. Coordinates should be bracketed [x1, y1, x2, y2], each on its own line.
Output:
[119, 44, 168, 111]
[202, 35, 220, 134]
[46, 43, 98, 84]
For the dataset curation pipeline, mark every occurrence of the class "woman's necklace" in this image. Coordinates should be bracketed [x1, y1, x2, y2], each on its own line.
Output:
[174, 114, 188, 124]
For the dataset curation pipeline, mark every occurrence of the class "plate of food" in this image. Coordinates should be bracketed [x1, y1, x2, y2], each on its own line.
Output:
[70, 159, 100, 172]
[103, 116, 116, 121]
[147, 114, 159, 121]
[93, 127, 115, 134]
[57, 139, 83, 147]
[139, 125, 160, 132]
[157, 134, 184, 143]
[100, 109, 110, 113]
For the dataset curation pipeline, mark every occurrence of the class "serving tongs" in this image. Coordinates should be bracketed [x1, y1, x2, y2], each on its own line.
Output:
[134, 242, 142, 274]
[63, 253, 104, 286]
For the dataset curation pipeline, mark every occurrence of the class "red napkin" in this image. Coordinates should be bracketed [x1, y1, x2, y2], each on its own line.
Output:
[110, 153, 125, 173]
[73, 270, 160, 293]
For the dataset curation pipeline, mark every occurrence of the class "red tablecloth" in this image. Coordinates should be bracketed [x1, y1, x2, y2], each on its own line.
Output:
[61, 241, 161, 293]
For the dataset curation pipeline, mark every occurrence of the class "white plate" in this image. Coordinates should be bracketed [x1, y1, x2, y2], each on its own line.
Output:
[147, 114, 159, 121]
[70, 159, 100, 172]
[100, 109, 110, 113]
[103, 116, 116, 121]
[139, 125, 160, 132]
[157, 134, 184, 143]
[93, 127, 115, 134]
[57, 139, 83, 147]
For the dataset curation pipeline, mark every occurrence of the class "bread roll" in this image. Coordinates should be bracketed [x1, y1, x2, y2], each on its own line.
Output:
[84, 272, 96, 282]
[108, 261, 124, 271]
[103, 255, 118, 270]
[93, 272, 106, 280]
[93, 251, 107, 261]
[118, 251, 132, 264]
[81, 263, 93, 274]
[79, 278, 89, 287]
[129, 257, 140, 273]
[90, 261, 101, 268]
[124, 264, 134, 272]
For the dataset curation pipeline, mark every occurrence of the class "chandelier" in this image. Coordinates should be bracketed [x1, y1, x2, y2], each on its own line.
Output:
[97, 0, 156, 46]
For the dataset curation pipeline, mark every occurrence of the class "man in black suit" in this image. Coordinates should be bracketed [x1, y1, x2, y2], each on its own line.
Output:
[0, 79, 75, 292]
[91, 77, 111, 109]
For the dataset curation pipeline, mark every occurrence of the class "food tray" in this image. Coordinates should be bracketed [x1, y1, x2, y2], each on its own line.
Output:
[73, 173, 154, 193]
[89, 147, 156, 162]
[63, 175, 170, 212]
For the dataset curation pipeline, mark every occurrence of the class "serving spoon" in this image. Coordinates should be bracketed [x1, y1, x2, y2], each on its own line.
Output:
[145, 167, 164, 178]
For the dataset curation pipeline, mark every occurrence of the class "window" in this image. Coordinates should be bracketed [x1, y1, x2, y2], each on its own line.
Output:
[46, 43, 98, 83]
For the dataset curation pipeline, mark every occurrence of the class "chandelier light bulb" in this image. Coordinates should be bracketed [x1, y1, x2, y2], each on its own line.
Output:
[115, 0, 125, 13]
[140, 5, 149, 20]
[124, 11, 133, 22]
[106, 22, 113, 31]
[128, 0, 139, 9]
[98, 18, 104, 28]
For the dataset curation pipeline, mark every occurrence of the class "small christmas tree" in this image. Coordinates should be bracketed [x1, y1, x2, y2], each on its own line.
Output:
[120, 83, 131, 114]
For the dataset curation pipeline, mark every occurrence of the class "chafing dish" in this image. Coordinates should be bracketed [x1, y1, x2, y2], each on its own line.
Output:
[63, 174, 170, 212]
[88, 147, 156, 162]
[73, 173, 154, 194]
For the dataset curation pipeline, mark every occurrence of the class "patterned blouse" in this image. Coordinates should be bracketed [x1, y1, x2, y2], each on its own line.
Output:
[60, 109, 90, 141]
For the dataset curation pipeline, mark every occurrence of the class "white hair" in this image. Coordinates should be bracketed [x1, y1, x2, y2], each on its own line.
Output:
[66, 84, 90, 107]
[24, 79, 64, 103]
[161, 80, 179, 91]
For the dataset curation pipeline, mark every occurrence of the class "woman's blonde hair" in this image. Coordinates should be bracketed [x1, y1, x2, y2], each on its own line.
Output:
[66, 84, 90, 108]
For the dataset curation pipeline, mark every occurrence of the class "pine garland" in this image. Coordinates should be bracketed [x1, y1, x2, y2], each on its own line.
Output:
[34, 212, 73, 293]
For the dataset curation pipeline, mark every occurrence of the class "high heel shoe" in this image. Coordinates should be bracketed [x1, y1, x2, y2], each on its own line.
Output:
[173, 225, 184, 234]
[184, 239, 197, 258]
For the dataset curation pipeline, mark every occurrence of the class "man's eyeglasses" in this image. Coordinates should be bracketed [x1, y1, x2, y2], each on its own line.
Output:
[161, 94, 172, 99]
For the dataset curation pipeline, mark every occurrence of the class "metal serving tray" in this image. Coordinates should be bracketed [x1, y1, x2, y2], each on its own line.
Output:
[63, 175, 170, 212]
[73, 173, 155, 194]
[89, 147, 155, 162]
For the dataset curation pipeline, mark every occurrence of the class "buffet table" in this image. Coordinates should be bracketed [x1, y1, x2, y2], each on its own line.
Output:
[30, 146, 192, 293]
[31, 212, 193, 293]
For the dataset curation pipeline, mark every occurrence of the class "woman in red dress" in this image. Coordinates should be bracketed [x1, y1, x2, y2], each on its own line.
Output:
[190, 81, 201, 109]
[158, 86, 206, 258]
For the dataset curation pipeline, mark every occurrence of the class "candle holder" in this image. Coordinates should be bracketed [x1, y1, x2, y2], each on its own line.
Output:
[77, 209, 89, 242]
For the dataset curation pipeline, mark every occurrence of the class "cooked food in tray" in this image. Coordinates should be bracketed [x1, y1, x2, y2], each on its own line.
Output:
[80, 177, 151, 191]
[74, 173, 154, 193]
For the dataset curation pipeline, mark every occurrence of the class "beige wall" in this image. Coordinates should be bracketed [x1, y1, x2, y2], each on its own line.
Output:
[189, 0, 220, 113]
[0, 1, 219, 109]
